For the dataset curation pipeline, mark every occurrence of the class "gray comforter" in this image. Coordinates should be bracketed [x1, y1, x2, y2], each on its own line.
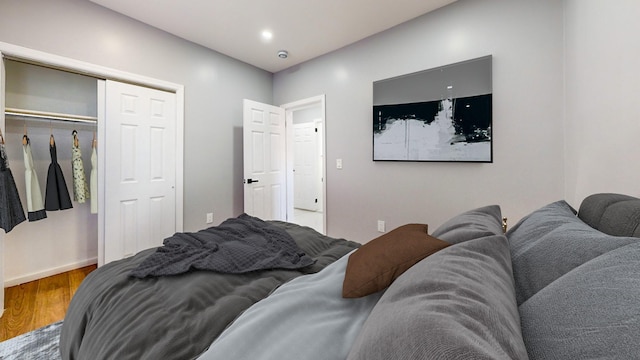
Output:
[60, 221, 359, 360]
[130, 214, 315, 277]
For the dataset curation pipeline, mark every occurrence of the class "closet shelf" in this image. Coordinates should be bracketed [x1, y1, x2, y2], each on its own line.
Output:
[4, 107, 98, 125]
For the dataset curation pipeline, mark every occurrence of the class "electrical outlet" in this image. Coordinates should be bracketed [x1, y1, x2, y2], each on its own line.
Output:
[336, 158, 343, 169]
[206, 213, 214, 224]
[377, 220, 385, 233]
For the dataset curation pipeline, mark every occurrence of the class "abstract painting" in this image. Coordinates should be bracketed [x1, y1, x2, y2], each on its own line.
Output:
[373, 56, 492, 162]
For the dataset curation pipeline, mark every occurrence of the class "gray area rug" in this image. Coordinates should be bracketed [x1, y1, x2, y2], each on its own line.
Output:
[0, 321, 62, 360]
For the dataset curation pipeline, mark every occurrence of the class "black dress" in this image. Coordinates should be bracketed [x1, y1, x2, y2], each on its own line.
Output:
[45, 136, 73, 211]
[0, 142, 27, 232]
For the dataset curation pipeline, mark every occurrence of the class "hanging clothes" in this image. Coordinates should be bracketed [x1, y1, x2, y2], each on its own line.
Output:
[0, 139, 27, 233]
[90, 135, 98, 214]
[22, 135, 47, 221]
[45, 135, 73, 211]
[71, 130, 90, 204]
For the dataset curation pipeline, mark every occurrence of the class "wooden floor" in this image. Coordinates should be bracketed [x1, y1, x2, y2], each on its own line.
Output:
[0, 265, 96, 342]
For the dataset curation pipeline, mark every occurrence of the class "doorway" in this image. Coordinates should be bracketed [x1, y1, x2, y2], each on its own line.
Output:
[283, 95, 326, 234]
[242, 95, 327, 234]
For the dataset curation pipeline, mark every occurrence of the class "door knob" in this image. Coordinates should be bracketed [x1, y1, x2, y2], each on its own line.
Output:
[246, 179, 259, 184]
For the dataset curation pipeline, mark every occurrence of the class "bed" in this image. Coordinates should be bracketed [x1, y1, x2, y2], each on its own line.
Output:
[60, 193, 640, 360]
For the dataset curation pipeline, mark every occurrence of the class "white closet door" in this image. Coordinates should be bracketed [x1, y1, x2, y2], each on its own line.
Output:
[103, 80, 176, 264]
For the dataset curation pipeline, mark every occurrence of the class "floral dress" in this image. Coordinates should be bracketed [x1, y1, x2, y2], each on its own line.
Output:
[71, 130, 90, 203]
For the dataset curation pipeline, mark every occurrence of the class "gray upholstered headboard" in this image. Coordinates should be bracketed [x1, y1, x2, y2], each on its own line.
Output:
[578, 193, 640, 238]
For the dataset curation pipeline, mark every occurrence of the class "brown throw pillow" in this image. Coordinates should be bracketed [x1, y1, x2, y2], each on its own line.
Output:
[342, 224, 450, 298]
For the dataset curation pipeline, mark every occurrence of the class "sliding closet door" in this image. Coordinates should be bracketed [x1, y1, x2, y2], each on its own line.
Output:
[103, 80, 176, 264]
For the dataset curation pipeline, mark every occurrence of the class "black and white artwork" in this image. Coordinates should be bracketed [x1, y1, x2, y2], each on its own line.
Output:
[373, 56, 492, 162]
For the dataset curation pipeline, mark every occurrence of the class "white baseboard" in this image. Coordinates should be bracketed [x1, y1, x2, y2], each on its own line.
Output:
[4, 257, 98, 288]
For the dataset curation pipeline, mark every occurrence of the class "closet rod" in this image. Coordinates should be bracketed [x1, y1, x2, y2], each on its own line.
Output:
[4, 107, 98, 125]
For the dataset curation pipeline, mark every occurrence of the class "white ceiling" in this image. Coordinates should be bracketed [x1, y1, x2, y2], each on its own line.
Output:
[89, 0, 457, 73]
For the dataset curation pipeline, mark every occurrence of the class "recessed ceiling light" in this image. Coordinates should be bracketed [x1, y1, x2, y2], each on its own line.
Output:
[447, 85, 453, 90]
[261, 30, 273, 41]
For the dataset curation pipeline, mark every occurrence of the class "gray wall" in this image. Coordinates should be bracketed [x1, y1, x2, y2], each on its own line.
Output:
[274, 0, 565, 242]
[0, 0, 272, 281]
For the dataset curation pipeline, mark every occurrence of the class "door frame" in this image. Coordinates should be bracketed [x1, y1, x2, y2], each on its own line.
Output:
[0, 42, 184, 268]
[281, 95, 326, 234]
[0, 50, 5, 316]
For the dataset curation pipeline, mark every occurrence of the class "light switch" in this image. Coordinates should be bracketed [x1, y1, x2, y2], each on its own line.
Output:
[336, 158, 343, 169]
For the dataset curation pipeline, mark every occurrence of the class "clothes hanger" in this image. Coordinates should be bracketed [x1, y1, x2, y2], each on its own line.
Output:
[50, 120, 55, 146]
[72, 129, 79, 147]
[0, 127, 5, 145]
[92, 131, 97, 149]
[23, 124, 28, 146]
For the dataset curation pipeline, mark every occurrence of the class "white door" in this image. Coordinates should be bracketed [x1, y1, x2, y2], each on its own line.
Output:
[293, 122, 318, 211]
[243, 99, 286, 220]
[103, 80, 176, 264]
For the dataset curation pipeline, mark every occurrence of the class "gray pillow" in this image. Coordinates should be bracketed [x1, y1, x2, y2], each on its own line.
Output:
[578, 193, 640, 237]
[347, 235, 528, 360]
[431, 205, 503, 244]
[507, 200, 638, 305]
[519, 241, 640, 359]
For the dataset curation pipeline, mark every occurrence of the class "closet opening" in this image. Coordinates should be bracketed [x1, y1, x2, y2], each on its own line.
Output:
[2, 59, 99, 287]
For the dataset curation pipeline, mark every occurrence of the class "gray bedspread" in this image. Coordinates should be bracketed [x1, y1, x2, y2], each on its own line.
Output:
[130, 214, 315, 278]
[60, 221, 359, 360]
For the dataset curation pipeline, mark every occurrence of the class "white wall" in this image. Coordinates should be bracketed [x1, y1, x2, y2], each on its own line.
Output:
[563, 0, 640, 205]
[0, 0, 272, 283]
[274, 0, 565, 242]
[292, 106, 322, 124]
